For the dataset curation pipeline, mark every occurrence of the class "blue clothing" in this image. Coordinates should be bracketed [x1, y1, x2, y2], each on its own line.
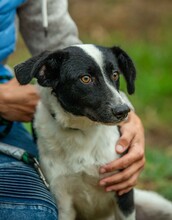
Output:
[0, 103, 58, 219]
[0, 0, 26, 62]
[0, 123, 58, 220]
[0, 0, 26, 80]
[0, 107, 58, 220]
[0, 1, 58, 219]
[0, 64, 13, 83]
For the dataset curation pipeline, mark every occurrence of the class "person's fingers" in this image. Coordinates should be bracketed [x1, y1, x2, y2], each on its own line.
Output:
[117, 187, 133, 196]
[99, 158, 145, 187]
[115, 133, 133, 154]
[98, 111, 145, 195]
[1, 111, 34, 122]
[1, 80, 39, 104]
[104, 172, 139, 192]
[6, 88, 39, 104]
[100, 143, 144, 174]
[116, 111, 145, 151]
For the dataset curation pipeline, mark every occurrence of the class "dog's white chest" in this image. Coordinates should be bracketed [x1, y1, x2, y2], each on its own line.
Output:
[35, 101, 122, 219]
[38, 120, 120, 180]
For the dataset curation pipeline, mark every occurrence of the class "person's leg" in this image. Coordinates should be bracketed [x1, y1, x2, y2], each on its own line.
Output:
[0, 122, 58, 219]
[0, 161, 58, 220]
[1, 122, 38, 157]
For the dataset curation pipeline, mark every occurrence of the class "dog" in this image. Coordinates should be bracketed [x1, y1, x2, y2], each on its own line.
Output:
[15, 44, 172, 220]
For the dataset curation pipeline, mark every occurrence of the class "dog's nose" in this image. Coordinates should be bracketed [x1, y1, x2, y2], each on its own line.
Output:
[112, 105, 130, 121]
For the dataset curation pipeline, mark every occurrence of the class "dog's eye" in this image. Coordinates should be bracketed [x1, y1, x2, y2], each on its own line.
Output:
[111, 71, 119, 81]
[80, 75, 92, 84]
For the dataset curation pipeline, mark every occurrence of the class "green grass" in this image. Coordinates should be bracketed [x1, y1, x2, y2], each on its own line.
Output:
[139, 147, 172, 201]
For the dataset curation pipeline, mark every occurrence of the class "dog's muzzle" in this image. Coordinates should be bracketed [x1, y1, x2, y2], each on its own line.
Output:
[111, 104, 130, 121]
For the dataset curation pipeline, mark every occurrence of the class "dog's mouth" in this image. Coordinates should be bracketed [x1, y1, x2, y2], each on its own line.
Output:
[83, 104, 130, 125]
[86, 113, 128, 125]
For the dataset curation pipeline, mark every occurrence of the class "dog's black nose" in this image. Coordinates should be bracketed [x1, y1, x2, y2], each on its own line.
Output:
[112, 105, 130, 121]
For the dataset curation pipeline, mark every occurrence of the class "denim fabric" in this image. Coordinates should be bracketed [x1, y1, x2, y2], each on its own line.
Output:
[0, 122, 58, 219]
[0, 122, 38, 161]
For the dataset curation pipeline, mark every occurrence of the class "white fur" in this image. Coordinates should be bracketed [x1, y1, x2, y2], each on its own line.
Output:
[75, 44, 104, 72]
[34, 84, 135, 220]
[134, 189, 172, 219]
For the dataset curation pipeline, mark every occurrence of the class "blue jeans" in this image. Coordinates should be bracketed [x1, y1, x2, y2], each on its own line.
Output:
[0, 122, 58, 220]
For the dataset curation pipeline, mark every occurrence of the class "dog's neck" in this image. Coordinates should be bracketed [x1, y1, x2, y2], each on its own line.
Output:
[38, 87, 99, 132]
[50, 111, 83, 132]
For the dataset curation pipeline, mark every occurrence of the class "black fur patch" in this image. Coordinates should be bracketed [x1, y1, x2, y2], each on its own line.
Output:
[116, 189, 135, 216]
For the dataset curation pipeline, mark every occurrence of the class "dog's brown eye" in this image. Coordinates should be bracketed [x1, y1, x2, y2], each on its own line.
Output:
[111, 71, 119, 81]
[80, 75, 92, 84]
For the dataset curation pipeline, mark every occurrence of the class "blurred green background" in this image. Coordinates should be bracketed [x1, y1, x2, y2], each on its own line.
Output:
[8, 0, 172, 199]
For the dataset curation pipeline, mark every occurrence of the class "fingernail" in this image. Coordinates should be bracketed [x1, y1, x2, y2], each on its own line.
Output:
[99, 181, 106, 186]
[116, 145, 125, 153]
[100, 168, 106, 174]
[118, 191, 123, 196]
[106, 188, 112, 192]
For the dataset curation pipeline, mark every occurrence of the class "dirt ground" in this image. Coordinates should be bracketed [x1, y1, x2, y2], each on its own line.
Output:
[69, 0, 172, 43]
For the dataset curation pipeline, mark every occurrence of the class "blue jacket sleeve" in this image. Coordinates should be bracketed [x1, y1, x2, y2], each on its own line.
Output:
[0, 0, 27, 62]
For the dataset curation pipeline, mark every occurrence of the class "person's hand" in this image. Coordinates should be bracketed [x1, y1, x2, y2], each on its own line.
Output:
[0, 78, 40, 122]
[99, 111, 145, 196]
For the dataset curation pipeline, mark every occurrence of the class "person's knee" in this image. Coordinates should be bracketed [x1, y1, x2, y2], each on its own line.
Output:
[0, 162, 58, 220]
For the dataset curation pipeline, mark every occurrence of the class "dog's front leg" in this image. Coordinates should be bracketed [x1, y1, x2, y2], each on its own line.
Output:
[50, 177, 76, 220]
[54, 189, 76, 220]
[58, 197, 76, 220]
[115, 189, 135, 220]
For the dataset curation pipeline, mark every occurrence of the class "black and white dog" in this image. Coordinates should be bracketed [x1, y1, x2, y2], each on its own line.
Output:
[15, 44, 172, 220]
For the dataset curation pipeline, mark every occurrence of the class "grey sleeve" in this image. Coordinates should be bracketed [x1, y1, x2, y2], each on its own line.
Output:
[17, 0, 82, 56]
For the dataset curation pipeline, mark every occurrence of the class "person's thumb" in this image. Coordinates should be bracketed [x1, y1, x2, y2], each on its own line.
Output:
[115, 137, 130, 154]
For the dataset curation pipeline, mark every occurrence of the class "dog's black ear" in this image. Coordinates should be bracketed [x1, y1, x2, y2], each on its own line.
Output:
[14, 50, 68, 87]
[14, 51, 50, 85]
[111, 46, 136, 94]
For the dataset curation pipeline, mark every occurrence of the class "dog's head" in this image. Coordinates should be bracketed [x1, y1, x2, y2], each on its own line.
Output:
[14, 44, 136, 124]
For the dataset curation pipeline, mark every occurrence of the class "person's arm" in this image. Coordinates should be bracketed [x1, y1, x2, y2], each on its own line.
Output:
[17, 0, 82, 56]
[6, 0, 80, 123]
[0, 78, 39, 122]
[99, 111, 145, 195]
